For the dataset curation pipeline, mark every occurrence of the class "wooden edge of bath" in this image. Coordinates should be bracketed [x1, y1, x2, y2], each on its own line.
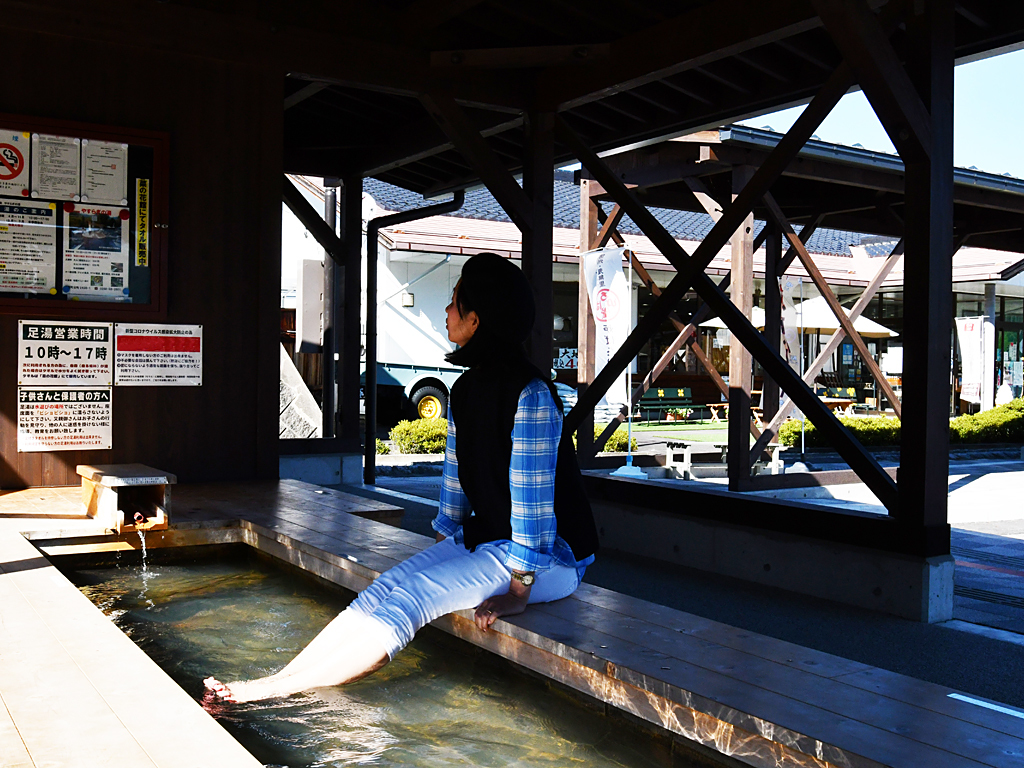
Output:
[5, 482, 1024, 768]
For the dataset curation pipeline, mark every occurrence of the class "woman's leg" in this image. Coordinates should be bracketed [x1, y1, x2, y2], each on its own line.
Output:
[204, 538, 466, 702]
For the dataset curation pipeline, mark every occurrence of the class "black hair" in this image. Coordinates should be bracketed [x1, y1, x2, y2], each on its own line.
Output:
[445, 252, 535, 368]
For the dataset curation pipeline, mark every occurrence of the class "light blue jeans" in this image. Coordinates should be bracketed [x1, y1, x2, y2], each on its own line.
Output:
[346, 536, 581, 658]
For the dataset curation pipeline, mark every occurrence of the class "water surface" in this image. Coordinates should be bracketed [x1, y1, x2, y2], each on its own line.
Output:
[67, 551, 680, 768]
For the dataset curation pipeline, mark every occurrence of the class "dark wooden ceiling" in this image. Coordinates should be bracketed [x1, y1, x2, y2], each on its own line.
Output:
[271, 0, 1024, 197]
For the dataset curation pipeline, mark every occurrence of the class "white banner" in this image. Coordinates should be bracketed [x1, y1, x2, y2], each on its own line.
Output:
[583, 245, 630, 406]
[956, 316, 990, 404]
[780, 276, 801, 371]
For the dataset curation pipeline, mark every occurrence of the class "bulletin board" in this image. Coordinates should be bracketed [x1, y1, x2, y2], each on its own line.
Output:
[0, 113, 169, 320]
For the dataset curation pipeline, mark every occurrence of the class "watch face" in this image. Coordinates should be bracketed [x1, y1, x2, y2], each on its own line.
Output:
[515, 572, 535, 586]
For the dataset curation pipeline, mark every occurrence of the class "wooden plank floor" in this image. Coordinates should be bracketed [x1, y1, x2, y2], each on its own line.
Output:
[4, 480, 1024, 768]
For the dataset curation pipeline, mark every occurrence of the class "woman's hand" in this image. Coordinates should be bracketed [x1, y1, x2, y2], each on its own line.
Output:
[474, 575, 532, 631]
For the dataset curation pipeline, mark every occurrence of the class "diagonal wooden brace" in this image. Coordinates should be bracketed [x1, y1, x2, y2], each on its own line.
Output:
[556, 65, 899, 510]
[419, 90, 533, 231]
[749, 238, 905, 465]
[763, 192, 902, 419]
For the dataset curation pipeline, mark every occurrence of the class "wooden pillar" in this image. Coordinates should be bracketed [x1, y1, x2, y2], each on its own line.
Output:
[521, 111, 555, 374]
[896, 0, 954, 554]
[728, 166, 754, 490]
[339, 175, 363, 445]
[763, 218, 782, 422]
[321, 181, 340, 438]
[576, 179, 599, 465]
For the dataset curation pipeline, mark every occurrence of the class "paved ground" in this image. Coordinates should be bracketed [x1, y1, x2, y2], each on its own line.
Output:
[335, 449, 1024, 710]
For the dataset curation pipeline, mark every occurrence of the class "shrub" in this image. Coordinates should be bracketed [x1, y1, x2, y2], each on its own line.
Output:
[776, 398, 1024, 448]
[375, 438, 390, 455]
[778, 415, 901, 448]
[572, 425, 639, 452]
[950, 398, 1024, 443]
[389, 418, 447, 454]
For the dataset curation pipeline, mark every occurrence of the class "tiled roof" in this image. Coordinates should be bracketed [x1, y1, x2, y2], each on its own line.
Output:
[364, 171, 865, 257]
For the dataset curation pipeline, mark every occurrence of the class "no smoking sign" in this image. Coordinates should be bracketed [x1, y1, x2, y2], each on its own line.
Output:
[0, 130, 29, 196]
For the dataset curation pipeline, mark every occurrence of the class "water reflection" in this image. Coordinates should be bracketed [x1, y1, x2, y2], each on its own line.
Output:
[68, 553, 674, 768]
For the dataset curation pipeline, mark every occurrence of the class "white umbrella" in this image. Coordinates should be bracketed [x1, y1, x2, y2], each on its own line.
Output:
[793, 296, 898, 338]
[698, 305, 766, 330]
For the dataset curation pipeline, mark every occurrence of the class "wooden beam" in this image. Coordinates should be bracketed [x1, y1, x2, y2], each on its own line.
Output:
[419, 91, 533, 231]
[594, 204, 626, 248]
[538, 0, 822, 109]
[813, 0, 931, 162]
[521, 111, 556, 372]
[749, 239, 905, 464]
[728, 166, 755, 490]
[284, 82, 328, 110]
[577, 182, 599, 464]
[762, 219, 782, 423]
[282, 176, 343, 262]
[897, 0, 955, 547]
[432, 44, 610, 69]
[556, 65, 900, 511]
[339, 176, 363, 443]
[763, 192, 903, 417]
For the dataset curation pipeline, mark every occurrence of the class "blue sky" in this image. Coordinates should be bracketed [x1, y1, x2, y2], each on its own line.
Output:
[738, 47, 1024, 179]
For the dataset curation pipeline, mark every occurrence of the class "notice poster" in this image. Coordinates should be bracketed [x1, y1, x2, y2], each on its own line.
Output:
[17, 387, 112, 452]
[0, 129, 30, 197]
[0, 199, 57, 293]
[18, 320, 113, 386]
[81, 139, 128, 205]
[135, 178, 149, 267]
[31, 134, 81, 201]
[115, 324, 203, 386]
[62, 203, 130, 298]
[582, 245, 630, 406]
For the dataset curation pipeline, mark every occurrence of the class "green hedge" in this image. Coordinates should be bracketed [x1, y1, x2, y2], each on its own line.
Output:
[950, 397, 1024, 443]
[777, 398, 1024, 447]
[389, 418, 447, 454]
[375, 438, 390, 456]
[572, 425, 639, 452]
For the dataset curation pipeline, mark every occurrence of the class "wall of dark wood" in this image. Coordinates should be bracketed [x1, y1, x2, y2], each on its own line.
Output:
[0, 27, 282, 488]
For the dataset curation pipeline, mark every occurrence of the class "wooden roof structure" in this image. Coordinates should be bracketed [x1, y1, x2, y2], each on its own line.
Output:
[277, 0, 1024, 196]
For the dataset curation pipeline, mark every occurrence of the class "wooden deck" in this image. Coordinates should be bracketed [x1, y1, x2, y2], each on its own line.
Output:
[3, 480, 1024, 767]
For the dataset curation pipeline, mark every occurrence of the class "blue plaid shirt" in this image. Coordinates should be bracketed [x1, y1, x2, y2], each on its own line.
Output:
[432, 378, 594, 574]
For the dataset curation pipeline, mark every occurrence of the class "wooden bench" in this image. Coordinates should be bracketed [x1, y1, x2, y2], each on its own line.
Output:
[666, 439, 787, 479]
[636, 387, 692, 422]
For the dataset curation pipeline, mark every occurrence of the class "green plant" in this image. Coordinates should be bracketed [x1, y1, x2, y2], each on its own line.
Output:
[572, 425, 639, 452]
[777, 415, 901, 448]
[389, 418, 448, 454]
[668, 407, 693, 419]
[950, 398, 1024, 443]
[375, 438, 390, 455]
[776, 398, 1024, 448]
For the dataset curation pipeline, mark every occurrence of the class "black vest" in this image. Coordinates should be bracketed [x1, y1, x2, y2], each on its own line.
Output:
[450, 354, 599, 562]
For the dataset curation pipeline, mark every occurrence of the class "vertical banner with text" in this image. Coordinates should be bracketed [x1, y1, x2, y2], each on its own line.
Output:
[582, 246, 630, 407]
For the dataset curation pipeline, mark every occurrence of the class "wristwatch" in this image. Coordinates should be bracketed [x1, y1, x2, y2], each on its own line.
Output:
[511, 571, 535, 587]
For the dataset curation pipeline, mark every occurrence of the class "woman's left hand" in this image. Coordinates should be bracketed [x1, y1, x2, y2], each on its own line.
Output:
[474, 588, 529, 631]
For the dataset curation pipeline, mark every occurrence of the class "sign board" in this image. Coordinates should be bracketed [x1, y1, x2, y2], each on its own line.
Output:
[115, 323, 202, 386]
[17, 387, 112, 452]
[955, 316, 990, 404]
[0, 199, 58, 293]
[0, 129, 30, 197]
[18, 320, 113, 385]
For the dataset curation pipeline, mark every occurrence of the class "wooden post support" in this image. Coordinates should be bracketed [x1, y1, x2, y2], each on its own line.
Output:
[521, 111, 555, 374]
[339, 175, 364, 443]
[763, 218, 782, 423]
[728, 166, 754, 491]
[897, 0, 954, 554]
[577, 180, 599, 465]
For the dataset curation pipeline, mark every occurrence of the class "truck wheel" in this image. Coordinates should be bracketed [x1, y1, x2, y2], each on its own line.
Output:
[412, 386, 447, 420]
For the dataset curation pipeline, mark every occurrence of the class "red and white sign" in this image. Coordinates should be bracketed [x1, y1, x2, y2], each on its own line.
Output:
[115, 324, 203, 386]
[0, 129, 30, 196]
